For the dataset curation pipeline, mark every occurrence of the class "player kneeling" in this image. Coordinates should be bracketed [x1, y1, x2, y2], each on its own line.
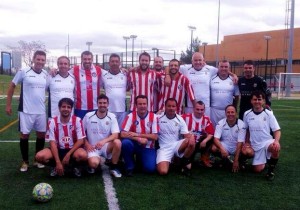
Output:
[242, 91, 281, 180]
[156, 98, 195, 176]
[212, 105, 246, 172]
[35, 98, 88, 177]
[83, 94, 122, 178]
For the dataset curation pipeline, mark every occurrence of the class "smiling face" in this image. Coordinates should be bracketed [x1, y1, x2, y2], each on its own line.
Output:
[251, 94, 265, 112]
[57, 57, 70, 74]
[192, 52, 205, 70]
[139, 55, 150, 71]
[109, 56, 121, 72]
[97, 98, 109, 113]
[193, 103, 205, 119]
[225, 106, 237, 122]
[59, 102, 72, 118]
[243, 64, 255, 79]
[82, 54, 93, 70]
[169, 60, 179, 76]
[154, 57, 164, 72]
[32, 54, 46, 71]
[136, 97, 148, 116]
[165, 99, 177, 118]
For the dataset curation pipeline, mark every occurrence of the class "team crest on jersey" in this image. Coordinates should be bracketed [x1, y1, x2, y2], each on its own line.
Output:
[135, 120, 139, 125]
[69, 125, 74, 131]
[230, 82, 233, 85]
[92, 72, 97, 77]
[147, 121, 153, 127]
[178, 85, 183, 90]
[106, 121, 110, 125]
[62, 136, 71, 143]
[174, 122, 178, 126]
[263, 117, 266, 121]
[253, 83, 257, 87]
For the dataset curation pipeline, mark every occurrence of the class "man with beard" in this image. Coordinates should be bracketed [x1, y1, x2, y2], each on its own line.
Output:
[121, 95, 159, 176]
[70, 51, 102, 119]
[127, 52, 157, 112]
[153, 56, 164, 112]
[83, 94, 122, 177]
[35, 98, 87, 177]
[158, 59, 195, 114]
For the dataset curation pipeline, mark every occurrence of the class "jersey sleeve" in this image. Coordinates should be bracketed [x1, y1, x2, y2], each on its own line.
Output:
[184, 77, 195, 102]
[269, 112, 280, 132]
[214, 122, 223, 139]
[179, 116, 189, 135]
[46, 119, 56, 142]
[204, 118, 215, 135]
[121, 114, 132, 131]
[110, 114, 120, 133]
[237, 120, 246, 143]
[76, 117, 86, 140]
[151, 114, 159, 134]
[12, 70, 24, 85]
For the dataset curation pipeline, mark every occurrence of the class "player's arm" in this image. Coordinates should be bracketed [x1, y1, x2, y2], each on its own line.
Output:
[183, 133, 196, 146]
[272, 129, 281, 152]
[232, 142, 243, 173]
[95, 133, 119, 149]
[49, 140, 64, 176]
[84, 137, 95, 152]
[213, 137, 228, 158]
[5, 82, 16, 115]
[164, 66, 171, 87]
[228, 71, 238, 84]
[62, 138, 84, 165]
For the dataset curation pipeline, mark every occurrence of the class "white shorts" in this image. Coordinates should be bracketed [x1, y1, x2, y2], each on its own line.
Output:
[87, 142, 112, 159]
[19, 112, 46, 134]
[210, 107, 225, 127]
[252, 139, 274, 165]
[156, 139, 185, 164]
[220, 142, 236, 155]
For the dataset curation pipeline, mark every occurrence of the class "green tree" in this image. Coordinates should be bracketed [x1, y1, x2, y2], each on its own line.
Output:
[180, 37, 201, 64]
[7, 40, 48, 66]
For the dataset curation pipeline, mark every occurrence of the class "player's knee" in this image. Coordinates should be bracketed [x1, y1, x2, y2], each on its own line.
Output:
[253, 164, 265, 173]
[113, 139, 122, 149]
[157, 168, 168, 175]
[242, 146, 254, 157]
[88, 159, 100, 169]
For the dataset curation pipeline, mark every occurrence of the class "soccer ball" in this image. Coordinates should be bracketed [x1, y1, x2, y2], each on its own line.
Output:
[32, 183, 53, 202]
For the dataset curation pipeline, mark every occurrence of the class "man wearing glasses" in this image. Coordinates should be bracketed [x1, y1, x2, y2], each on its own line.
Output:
[238, 60, 271, 119]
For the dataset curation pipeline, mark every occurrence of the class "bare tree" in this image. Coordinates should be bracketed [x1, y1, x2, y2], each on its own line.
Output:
[7, 40, 48, 66]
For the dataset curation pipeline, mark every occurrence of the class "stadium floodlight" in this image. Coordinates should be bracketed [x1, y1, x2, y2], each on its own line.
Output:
[130, 35, 137, 67]
[188, 26, 196, 53]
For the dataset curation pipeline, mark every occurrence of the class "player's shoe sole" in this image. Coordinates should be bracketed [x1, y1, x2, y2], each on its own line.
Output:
[20, 161, 29, 172]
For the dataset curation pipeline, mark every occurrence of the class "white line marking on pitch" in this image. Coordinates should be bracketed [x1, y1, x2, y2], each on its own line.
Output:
[100, 162, 120, 210]
[0, 140, 36, 142]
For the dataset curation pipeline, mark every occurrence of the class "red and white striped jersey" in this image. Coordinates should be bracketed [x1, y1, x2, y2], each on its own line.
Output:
[158, 73, 195, 114]
[127, 69, 157, 112]
[70, 65, 101, 111]
[46, 115, 86, 149]
[181, 113, 214, 141]
[122, 111, 159, 149]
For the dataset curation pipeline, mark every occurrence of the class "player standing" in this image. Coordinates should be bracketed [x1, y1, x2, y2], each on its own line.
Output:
[6, 50, 48, 172]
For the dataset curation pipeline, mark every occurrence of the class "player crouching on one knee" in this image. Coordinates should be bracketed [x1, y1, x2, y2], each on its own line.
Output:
[242, 90, 281, 180]
[156, 98, 196, 176]
[35, 98, 88, 177]
[82, 94, 122, 178]
[211, 105, 246, 172]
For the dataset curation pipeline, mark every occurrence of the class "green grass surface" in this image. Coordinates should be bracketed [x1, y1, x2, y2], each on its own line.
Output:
[0, 99, 300, 209]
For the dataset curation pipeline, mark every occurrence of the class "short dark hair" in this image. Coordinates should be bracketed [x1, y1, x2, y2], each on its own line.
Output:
[169, 59, 180, 65]
[58, 98, 74, 108]
[97, 94, 109, 103]
[57, 56, 70, 65]
[165, 98, 177, 106]
[109, 53, 120, 61]
[251, 90, 265, 99]
[33, 50, 46, 59]
[196, 100, 205, 107]
[139, 52, 151, 61]
[81, 51, 93, 59]
[225, 104, 236, 112]
[135, 95, 148, 105]
[244, 60, 254, 66]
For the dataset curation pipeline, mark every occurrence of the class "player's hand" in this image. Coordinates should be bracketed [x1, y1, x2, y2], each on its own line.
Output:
[232, 74, 238, 85]
[200, 141, 207, 148]
[95, 141, 105, 149]
[62, 154, 70, 165]
[138, 137, 148, 145]
[56, 162, 64, 176]
[85, 143, 95, 153]
[271, 141, 281, 153]
[232, 160, 239, 173]
[164, 75, 171, 87]
[5, 105, 12, 115]
[220, 149, 229, 158]
[49, 68, 58, 77]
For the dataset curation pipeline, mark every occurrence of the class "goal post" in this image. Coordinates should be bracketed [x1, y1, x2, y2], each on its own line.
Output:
[274, 73, 300, 99]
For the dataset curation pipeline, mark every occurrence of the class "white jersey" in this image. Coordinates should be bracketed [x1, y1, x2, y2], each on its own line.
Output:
[158, 114, 189, 148]
[122, 111, 159, 149]
[83, 111, 120, 146]
[70, 65, 101, 111]
[180, 64, 218, 108]
[46, 115, 85, 149]
[12, 67, 48, 114]
[243, 109, 280, 151]
[101, 70, 127, 112]
[47, 73, 75, 117]
[210, 75, 240, 109]
[214, 118, 246, 152]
